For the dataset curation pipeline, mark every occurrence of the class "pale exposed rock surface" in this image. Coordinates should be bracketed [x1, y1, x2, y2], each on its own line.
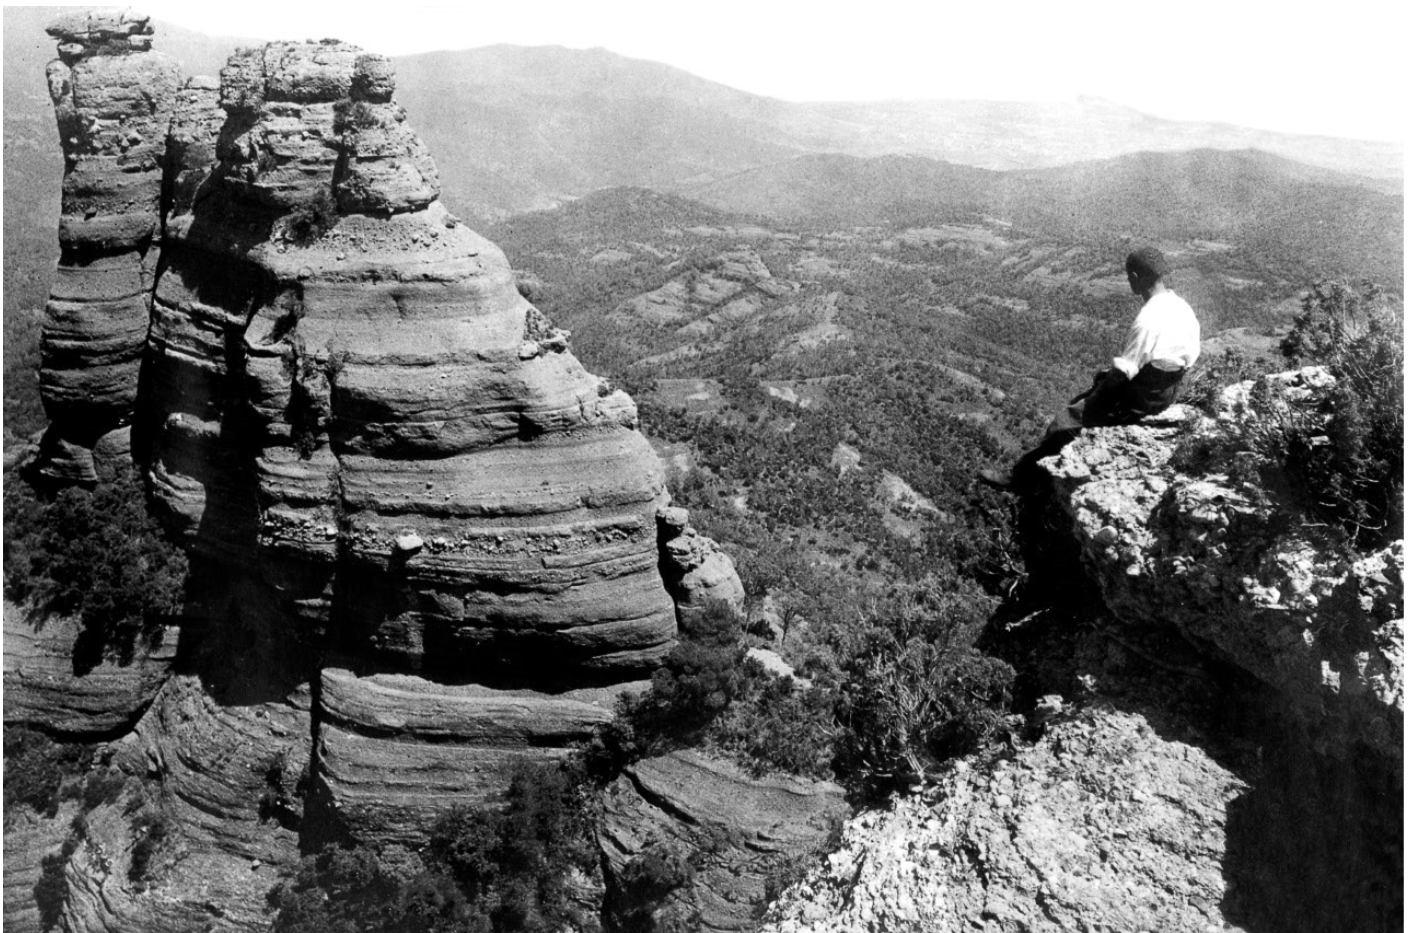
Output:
[1039, 389, 1403, 759]
[763, 706, 1245, 933]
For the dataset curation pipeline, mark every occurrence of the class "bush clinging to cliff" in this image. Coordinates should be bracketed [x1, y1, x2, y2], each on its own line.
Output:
[1176, 281, 1403, 551]
[3, 464, 188, 672]
[2, 727, 95, 822]
[270, 761, 597, 933]
[1277, 281, 1403, 548]
[830, 581, 1014, 795]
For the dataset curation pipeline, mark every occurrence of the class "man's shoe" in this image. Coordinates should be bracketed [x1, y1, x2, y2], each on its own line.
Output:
[978, 468, 1015, 492]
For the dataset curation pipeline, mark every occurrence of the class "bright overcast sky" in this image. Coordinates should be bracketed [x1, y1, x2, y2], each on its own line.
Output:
[20, 1, 1410, 143]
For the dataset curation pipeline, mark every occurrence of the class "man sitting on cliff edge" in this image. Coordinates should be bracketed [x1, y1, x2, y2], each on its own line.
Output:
[980, 246, 1201, 492]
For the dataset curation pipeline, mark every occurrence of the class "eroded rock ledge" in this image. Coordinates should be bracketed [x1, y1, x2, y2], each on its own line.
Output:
[1038, 385, 1401, 761]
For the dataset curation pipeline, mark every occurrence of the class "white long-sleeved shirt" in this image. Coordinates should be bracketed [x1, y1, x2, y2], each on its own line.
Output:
[1111, 290, 1201, 379]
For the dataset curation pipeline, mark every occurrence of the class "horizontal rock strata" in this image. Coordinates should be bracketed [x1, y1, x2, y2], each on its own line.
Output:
[318, 668, 643, 843]
[2, 601, 178, 737]
[12, 18, 745, 931]
[37, 10, 179, 482]
[600, 750, 848, 932]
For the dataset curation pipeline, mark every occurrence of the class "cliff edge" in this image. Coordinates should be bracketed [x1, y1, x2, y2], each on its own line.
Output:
[764, 377, 1401, 933]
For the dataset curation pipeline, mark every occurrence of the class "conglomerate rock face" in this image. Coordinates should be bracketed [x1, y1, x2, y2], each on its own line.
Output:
[1036, 385, 1402, 761]
[762, 706, 1247, 933]
[148, 36, 685, 679]
[11, 16, 741, 932]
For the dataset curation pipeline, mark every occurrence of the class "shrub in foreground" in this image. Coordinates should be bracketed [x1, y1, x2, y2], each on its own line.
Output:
[830, 583, 1014, 795]
[1174, 280, 1402, 551]
[1277, 281, 1402, 549]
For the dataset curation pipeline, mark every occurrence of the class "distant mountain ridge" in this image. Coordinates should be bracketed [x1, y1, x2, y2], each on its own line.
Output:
[2, 13, 1402, 315]
[674, 148, 1403, 286]
[387, 44, 1402, 221]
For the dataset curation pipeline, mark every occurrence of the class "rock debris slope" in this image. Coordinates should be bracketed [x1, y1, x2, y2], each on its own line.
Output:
[9, 13, 740, 932]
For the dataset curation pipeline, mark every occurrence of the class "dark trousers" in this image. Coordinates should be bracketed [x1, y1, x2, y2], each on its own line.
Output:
[1010, 364, 1184, 490]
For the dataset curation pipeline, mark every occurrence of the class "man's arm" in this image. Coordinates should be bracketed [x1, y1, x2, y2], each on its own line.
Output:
[1111, 319, 1150, 380]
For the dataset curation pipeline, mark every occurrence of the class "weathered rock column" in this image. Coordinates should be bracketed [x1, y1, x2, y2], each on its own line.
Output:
[36, 9, 179, 482]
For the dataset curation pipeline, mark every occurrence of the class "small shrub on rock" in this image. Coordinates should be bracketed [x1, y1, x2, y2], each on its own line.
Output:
[1174, 280, 1403, 551]
[284, 189, 339, 245]
[1277, 281, 1403, 548]
[426, 760, 598, 932]
[610, 840, 697, 933]
[622, 600, 748, 750]
[128, 807, 170, 883]
[831, 582, 1014, 796]
[270, 761, 596, 933]
[709, 666, 838, 780]
[1178, 346, 1277, 415]
[80, 768, 127, 811]
[4, 464, 188, 673]
[334, 99, 382, 132]
[35, 830, 81, 931]
[3, 727, 95, 822]
[270, 845, 438, 933]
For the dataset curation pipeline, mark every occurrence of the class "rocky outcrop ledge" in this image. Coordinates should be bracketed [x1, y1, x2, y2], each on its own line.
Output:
[600, 750, 849, 933]
[761, 374, 1402, 933]
[1039, 380, 1401, 760]
[763, 705, 1245, 933]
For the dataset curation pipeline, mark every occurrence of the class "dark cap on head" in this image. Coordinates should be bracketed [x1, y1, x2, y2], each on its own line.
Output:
[1125, 247, 1170, 283]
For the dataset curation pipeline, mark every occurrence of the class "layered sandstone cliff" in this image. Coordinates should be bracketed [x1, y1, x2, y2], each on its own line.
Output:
[9, 14, 741, 932]
[599, 750, 848, 933]
[37, 9, 178, 483]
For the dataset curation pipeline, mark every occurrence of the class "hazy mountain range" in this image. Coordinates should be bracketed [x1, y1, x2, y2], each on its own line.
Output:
[2, 8, 1403, 319]
[390, 44, 1402, 222]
